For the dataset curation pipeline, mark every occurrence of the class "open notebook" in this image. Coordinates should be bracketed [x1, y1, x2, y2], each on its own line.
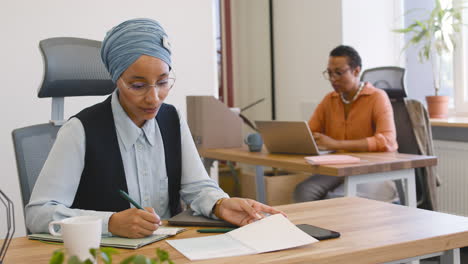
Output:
[28, 227, 186, 249]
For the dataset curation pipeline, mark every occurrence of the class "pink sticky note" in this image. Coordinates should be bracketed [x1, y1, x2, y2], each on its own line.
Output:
[305, 155, 360, 165]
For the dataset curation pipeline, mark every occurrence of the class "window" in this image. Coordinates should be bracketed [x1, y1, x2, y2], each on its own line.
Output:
[453, 0, 468, 113]
[439, 0, 455, 109]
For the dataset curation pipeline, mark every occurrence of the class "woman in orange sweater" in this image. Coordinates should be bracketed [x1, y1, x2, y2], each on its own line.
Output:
[294, 45, 398, 202]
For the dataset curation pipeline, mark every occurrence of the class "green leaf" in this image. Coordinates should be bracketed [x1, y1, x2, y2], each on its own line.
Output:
[156, 249, 169, 262]
[393, 22, 419, 33]
[393, 28, 413, 33]
[49, 250, 65, 264]
[49, 245, 174, 264]
[410, 29, 428, 45]
[120, 255, 136, 264]
[101, 252, 111, 264]
[435, 0, 442, 11]
[89, 248, 97, 259]
[133, 255, 152, 264]
[101, 247, 119, 264]
[415, 20, 427, 30]
[67, 256, 82, 264]
[423, 45, 431, 61]
[101, 247, 120, 255]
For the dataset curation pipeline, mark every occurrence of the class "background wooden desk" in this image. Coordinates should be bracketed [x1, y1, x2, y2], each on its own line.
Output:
[199, 148, 437, 206]
[5, 197, 468, 264]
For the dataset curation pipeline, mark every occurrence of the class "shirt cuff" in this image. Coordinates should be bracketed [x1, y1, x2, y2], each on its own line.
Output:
[101, 212, 114, 236]
[191, 193, 229, 220]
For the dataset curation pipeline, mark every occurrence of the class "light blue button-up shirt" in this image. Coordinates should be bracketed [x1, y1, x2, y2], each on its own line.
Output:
[26, 90, 228, 235]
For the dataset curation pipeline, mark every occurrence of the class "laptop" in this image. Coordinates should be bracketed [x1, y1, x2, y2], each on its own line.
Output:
[255, 120, 331, 155]
[168, 209, 236, 227]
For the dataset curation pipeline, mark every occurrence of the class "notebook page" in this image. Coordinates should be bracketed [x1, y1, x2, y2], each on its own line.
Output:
[166, 234, 255, 260]
[153, 226, 185, 236]
[228, 214, 317, 253]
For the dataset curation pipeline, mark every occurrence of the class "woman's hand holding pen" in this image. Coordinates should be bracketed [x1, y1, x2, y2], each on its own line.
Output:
[215, 198, 286, 226]
[108, 207, 162, 238]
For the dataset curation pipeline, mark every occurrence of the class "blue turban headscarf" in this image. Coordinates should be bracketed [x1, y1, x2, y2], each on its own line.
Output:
[101, 18, 172, 83]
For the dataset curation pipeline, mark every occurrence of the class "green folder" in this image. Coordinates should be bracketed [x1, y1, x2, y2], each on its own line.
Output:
[28, 227, 186, 249]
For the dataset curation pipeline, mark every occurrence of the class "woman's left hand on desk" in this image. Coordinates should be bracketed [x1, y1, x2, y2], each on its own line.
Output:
[313, 132, 337, 150]
[216, 198, 286, 226]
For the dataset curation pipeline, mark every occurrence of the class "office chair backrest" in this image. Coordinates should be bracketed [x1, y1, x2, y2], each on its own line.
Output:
[361, 66, 432, 208]
[38, 37, 114, 98]
[361, 66, 418, 154]
[12, 124, 60, 208]
[38, 37, 114, 124]
[12, 37, 114, 211]
[361, 66, 406, 99]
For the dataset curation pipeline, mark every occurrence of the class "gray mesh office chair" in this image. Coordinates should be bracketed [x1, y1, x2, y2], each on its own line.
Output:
[361, 66, 433, 209]
[12, 37, 114, 212]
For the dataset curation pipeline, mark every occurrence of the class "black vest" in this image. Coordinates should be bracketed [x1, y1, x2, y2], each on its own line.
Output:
[71, 96, 182, 216]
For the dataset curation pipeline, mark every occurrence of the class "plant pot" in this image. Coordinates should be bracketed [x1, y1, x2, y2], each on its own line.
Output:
[426, 95, 449, 118]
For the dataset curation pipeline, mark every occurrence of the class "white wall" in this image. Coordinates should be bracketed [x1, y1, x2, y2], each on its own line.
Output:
[231, 0, 272, 125]
[273, 0, 343, 121]
[273, 0, 403, 121]
[342, 0, 405, 70]
[0, 0, 218, 237]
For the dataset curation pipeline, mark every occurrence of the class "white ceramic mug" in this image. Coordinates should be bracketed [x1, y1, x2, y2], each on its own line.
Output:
[48, 216, 102, 261]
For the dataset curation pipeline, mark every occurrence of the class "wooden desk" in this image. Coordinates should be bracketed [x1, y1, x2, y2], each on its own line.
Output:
[431, 117, 468, 128]
[4, 197, 468, 264]
[200, 148, 437, 207]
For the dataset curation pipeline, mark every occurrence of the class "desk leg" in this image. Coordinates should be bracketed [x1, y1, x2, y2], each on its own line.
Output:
[405, 170, 417, 208]
[255, 165, 266, 204]
[440, 248, 460, 264]
[343, 169, 416, 207]
[344, 176, 357, 197]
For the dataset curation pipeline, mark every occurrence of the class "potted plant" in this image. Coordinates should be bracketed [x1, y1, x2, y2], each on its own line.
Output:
[49, 247, 175, 264]
[394, 0, 464, 118]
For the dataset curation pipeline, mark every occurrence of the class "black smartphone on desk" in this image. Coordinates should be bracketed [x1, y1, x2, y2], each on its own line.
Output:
[296, 224, 340, 240]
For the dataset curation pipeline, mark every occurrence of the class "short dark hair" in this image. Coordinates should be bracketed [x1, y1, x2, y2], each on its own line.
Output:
[329, 45, 362, 69]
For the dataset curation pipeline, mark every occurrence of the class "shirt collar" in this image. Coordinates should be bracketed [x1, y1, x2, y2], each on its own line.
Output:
[360, 82, 375, 95]
[331, 82, 375, 97]
[111, 90, 155, 151]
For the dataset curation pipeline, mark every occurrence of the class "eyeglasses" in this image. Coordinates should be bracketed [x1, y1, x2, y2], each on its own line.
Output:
[322, 67, 351, 80]
[119, 74, 176, 96]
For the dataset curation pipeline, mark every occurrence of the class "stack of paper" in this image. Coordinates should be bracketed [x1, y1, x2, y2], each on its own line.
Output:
[166, 214, 317, 260]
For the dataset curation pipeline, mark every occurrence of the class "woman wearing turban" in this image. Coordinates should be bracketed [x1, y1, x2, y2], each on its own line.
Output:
[26, 18, 283, 238]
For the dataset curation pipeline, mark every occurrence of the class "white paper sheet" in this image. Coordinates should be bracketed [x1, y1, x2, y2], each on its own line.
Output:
[166, 234, 256, 260]
[166, 214, 318, 260]
[229, 214, 317, 252]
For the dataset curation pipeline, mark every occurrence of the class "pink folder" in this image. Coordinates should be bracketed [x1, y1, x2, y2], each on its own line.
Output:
[305, 155, 360, 165]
